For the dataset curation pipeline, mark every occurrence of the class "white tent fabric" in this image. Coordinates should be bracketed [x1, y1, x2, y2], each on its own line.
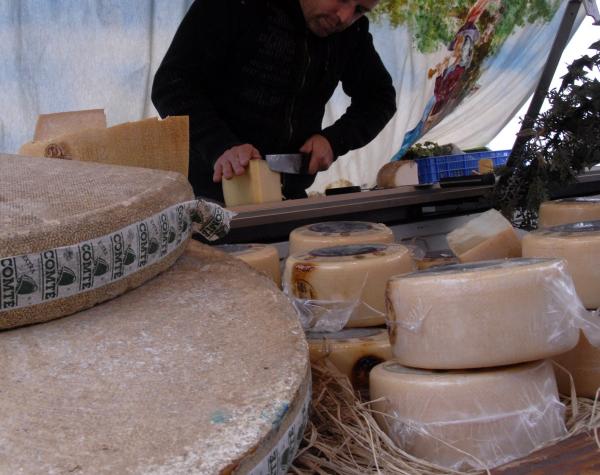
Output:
[0, 1, 584, 192]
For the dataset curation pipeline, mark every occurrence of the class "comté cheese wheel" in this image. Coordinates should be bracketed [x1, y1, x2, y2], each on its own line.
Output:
[216, 243, 281, 287]
[307, 328, 392, 393]
[284, 243, 414, 328]
[538, 197, 600, 228]
[370, 360, 566, 470]
[289, 221, 394, 255]
[0, 242, 310, 475]
[0, 153, 194, 330]
[522, 221, 600, 309]
[446, 209, 521, 262]
[554, 331, 600, 399]
[222, 159, 282, 207]
[386, 258, 580, 369]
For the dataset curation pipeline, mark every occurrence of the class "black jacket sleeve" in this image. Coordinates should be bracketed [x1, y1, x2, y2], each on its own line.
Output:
[151, 0, 242, 168]
[320, 18, 397, 158]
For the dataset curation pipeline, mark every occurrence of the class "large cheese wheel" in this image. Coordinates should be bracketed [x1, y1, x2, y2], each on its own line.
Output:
[307, 328, 392, 393]
[288, 221, 394, 255]
[370, 360, 566, 470]
[554, 331, 600, 399]
[0, 153, 194, 329]
[446, 209, 521, 262]
[216, 243, 281, 287]
[285, 243, 414, 328]
[0, 242, 310, 475]
[386, 258, 580, 369]
[522, 221, 600, 309]
[539, 197, 600, 228]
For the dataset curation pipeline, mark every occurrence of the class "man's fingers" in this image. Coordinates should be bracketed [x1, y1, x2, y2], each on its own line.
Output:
[308, 155, 320, 175]
[221, 159, 234, 180]
[213, 162, 223, 183]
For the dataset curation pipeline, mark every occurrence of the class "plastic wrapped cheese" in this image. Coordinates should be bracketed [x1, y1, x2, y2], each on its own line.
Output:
[554, 331, 600, 399]
[216, 243, 281, 287]
[522, 220, 600, 309]
[284, 243, 414, 331]
[0, 154, 234, 330]
[539, 197, 600, 228]
[446, 209, 521, 262]
[307, 328, 392, 393]
[0, 242, 310, 475]
[415, 249, 458, 270]
[370, 360, 566, 471]
[289, 221, 394, 255]
[386, 258, 580, 369]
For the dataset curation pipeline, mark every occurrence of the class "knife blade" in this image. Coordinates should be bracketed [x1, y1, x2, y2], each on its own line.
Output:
[264, 154, 308, 174]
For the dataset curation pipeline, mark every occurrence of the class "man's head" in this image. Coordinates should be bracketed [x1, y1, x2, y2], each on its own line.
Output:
[299, 0, 380, 37]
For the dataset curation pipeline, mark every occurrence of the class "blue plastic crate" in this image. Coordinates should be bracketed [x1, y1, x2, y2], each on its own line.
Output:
[416, 150, 511, 184]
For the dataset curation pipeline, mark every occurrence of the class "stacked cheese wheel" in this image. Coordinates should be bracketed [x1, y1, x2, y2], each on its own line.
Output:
[523, 217, 600, 398]
[216, 243, 282, 287]
[371, 257, 579, 470]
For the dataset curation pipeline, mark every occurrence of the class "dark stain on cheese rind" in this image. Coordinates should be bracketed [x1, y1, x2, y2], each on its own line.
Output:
[308, 222, 373, 234]
[386, 295, 397, 346]
[292, 263, 317, 299]
[310, 244, 386, 258]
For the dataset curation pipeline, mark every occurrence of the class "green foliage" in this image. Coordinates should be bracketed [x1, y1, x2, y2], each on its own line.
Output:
[494, 40, 600, 229]
[403, 141, 455, 159]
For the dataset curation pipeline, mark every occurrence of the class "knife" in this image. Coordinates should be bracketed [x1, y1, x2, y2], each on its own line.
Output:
[265, 154, 309, 174]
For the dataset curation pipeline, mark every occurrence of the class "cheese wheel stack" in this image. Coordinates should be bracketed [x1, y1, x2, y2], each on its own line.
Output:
[216, 243, 281, 287]
[538, 197, 600, 228]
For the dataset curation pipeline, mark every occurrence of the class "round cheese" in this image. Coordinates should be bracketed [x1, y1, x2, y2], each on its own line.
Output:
[387, 258, 580, 369]
[0, 154, 194, 330]
[522, 221, 600, 309]
[539, 197, 600, 228]
[370, 360, 566, 470]
[288, 221, 394, 255]
[307, 328, 392, 394]
[554, 331, 600, 399]
[416, 249, 458, 270]
[216, 243, 281, 287]
[285, 243, 414, 328]
[0, 241, 310, 474]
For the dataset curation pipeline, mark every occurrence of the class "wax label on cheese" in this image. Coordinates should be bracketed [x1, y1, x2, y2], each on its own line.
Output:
[403, 257, 548, 277]
[0, 200, 233, 312]
[306, 328, 382, 340]
[308, 222, 374, 235]
[217, 244, 254, 255]
[546, 220, 600, 234]
[310, 244, 387, 258]
[561, 197, 600, 203]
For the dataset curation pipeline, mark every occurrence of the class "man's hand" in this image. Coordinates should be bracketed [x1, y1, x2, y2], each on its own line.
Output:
[300, 135, 334, 175]
[213, 144, 261, 182]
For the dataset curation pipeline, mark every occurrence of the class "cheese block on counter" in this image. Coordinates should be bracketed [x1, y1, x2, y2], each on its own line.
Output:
[33, 109, 107, 141]
[0, 241, 310, 475]
[376, 160, 419, 189]
[554, 331, 600, 399]
[370, 360, 566, 470]
[216, 243, 281, 287]
[222, 159, 282, 207]
[0, 153, 194, 329]
[307, 328, 392, 393]
[386, 259, 580, 369]
[539, 197, 600, 228]
[284, 243, 414, 328]
[19, 116, 189, 177]
[415, 249, 458, 270]
[289, 221, 395, 255]
[522, 221, 600, 309]
[446, 209, 521, 262]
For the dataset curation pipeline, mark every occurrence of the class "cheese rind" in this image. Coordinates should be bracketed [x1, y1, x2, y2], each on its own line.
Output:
[539, 198, 600, 228]
[33, 109, 107, 141]
[222, 159, 282, 207]
[370, 360, 566, 470]
[376, 160, 419, 189]
[554, 331, 600, 399]
[387, 258, 580, 369]
[415, 249, 458, 270]
[289, 221, 395, 255]
[216, 243, 281, 287]
[447, 209, 521, 262]
[284, 243, 414, 328]
[522, 221, 600, 309]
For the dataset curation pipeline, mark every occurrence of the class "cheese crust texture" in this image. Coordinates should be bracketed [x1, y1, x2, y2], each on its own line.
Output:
[538, 198, 600, 228]
[216, 243, 281, 287]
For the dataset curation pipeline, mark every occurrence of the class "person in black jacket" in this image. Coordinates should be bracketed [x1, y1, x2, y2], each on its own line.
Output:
[152, 0, 396, 202]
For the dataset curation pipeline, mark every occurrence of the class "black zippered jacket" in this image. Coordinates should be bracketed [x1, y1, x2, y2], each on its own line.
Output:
[152, 0, 396, 201]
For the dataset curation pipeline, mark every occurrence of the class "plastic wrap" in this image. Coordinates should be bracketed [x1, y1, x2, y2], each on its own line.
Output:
[386, 258, 584, 369]
[554, 328, 600, 399]
[370, 360, 566, 471]
[283, 243, 414, 331]
[538, 197, 600, 228]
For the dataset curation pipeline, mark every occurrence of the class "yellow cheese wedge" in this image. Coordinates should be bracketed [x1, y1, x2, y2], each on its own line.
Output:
[554, 331, 600, 399]
[522, 221, 600, 309]
[539, 198, 600, 228]
[222, 159, 282, 207]
[19, 116, 189, 177]
[33, 109, 107, 141]
[446, 209, 521, 262]
[386, 258, 580, 369]
[307, 328, 392, 393]
[284, 243, 414, 328]
[376, 160, 419, 189]
[216, 243, 281, 287]
[289, 221, 394, 255]
[370, 360, 566, 470]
